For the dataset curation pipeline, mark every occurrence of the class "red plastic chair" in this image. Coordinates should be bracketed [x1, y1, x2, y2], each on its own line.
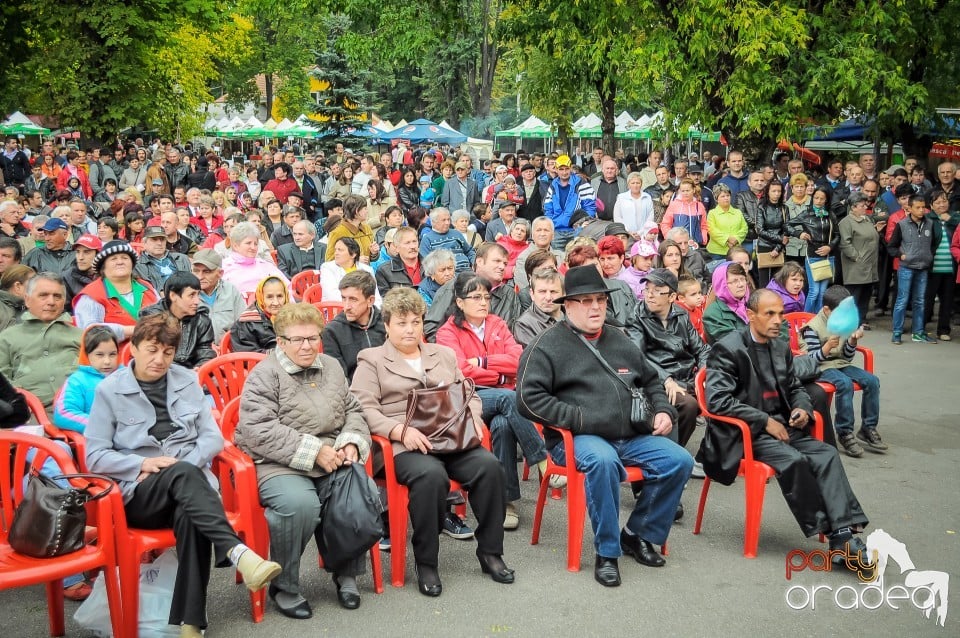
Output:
[118, 341, 133, 365]
[692, 368, 824, 558]
[19, 388, 88, 473]
[372, 428, 488, 587]
[219, 331, 234, 354]
[196, 352, 266, 413]
[313, 301, 344, 323]
[0, 432, 124, 638]
[529, 424, 665, 572]
[290, 270, 322, 301]
[219, 398, 384, 596]
[111, 444, 264, 636]
[784, 311, 875, 401]
[302, 283, 324, 304]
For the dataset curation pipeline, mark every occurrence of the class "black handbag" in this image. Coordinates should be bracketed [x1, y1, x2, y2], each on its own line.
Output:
[316, 463, 384, 571]
[8, 472, 113, 558]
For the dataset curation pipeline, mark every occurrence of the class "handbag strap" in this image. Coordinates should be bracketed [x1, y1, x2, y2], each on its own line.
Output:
[575, 333, 638, 396]
[48, 473, 114, 502]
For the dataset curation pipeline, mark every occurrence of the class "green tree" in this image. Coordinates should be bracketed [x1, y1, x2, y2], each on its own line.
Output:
[309, 14, 377, 147]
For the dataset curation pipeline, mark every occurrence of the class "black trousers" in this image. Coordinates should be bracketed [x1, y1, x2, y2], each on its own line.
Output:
[845, 283, 874, 324]
[752, 428, 868, 537]
[672, 391, 700, 449]
[124, 462, 241, 629]
[924, 272, 956, 336]
[875, 253, 896, 311]
[393, 447, 506, 568]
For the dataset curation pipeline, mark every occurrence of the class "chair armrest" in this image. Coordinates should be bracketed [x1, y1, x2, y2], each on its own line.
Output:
[371, 434, 397, 485]
[543, 425, 578, 475]
[811, 411, 824, 442]
[855, 346, 874, 373]
[703, 412, 758, 463]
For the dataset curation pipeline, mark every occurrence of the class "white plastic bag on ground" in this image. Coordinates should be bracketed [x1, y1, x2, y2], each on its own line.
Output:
[75, 549, 180, 638]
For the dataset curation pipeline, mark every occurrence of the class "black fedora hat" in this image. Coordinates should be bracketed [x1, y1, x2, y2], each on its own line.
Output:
[555, 265, 611, 302]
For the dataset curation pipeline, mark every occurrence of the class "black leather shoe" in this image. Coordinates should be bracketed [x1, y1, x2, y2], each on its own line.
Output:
[620, 529, 666, 567]
[269, 584, 313, 619]
[415, 563, 442, 597]
[674, 503, 684, 522]
[476, 551, 515, 584]
[333, 576, 361, 610]
[594, 555, 621, 587]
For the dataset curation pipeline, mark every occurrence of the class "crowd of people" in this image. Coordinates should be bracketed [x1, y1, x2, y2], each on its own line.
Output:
[0, 133, 955, 635]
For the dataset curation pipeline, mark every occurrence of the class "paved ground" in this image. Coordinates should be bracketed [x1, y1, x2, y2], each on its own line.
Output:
[3, 316, 959, 637]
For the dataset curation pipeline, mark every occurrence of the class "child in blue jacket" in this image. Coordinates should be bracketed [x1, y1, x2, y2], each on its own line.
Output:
[54, 326, 120, 433]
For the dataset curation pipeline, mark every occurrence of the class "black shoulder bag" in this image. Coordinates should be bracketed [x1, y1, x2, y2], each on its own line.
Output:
[576, 334, 653, 434]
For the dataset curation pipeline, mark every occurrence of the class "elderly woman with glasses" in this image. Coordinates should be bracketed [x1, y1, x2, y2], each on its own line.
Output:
[236, 303, 373, 619]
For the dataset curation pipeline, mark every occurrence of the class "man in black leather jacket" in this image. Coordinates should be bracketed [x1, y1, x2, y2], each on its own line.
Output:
[139, 271, 216, 369]
[629, 269, 707, 449]
[701, 289, 870, 566]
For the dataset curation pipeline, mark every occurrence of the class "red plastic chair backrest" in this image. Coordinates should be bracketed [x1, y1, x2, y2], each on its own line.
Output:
[196, 353, 266, 412]
[220, 396, 241, 442]
[0, 431, 79, 538]
[220, 331, 233, 354]
[313, 301, 343, 323]
[302, 283, 324, 304]
[119, 341, 133, 365]
[290, 269, 322, 300]
[784, 312, 814, 354]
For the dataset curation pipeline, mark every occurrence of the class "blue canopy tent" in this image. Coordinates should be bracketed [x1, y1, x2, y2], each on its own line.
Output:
[378, 118, 467, 144]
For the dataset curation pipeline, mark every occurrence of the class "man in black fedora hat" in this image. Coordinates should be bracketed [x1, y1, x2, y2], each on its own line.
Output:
[517, 266, 693, 587]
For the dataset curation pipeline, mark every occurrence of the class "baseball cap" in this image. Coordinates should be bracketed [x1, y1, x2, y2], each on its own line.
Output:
[885, 164, 905, 176]
[455, 160, 470, 170]
[520, 163, 536, 173]
[688, 163, 703, 174]
[191, 248, 222, 270]
[384, 228, 399, 244]
[143, 225, 166, 239]
[419, 175, 432, 183]
[645, 268, 678, 292]
[555, 155, 572, 168]
[73, 234, 103, 251]
[41, 218, 69, 232]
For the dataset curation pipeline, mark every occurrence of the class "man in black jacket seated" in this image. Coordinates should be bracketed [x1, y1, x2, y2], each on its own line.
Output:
[517, 266, 693, 588]
[701, 289, 870, 566]
[629, 268, 706, 450]
[321, 271, 385, 381]
[139, 272, 216, 369]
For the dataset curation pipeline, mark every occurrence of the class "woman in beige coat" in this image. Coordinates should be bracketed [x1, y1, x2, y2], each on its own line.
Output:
[235, 303, 371, 618]
[351, 287, 514, 598]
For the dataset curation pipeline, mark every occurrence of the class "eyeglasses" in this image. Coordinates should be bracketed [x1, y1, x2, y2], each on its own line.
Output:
[463, 294, 491, 303]
[281, 335, 322, 346]
[566, 295, 607, 307]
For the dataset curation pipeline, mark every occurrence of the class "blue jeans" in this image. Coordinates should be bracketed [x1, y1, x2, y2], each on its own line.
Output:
[818, 367, 880, 435]
[892, 266, 927, 335]
[804, 256, 835, 312]
[550, 434, 692, 557]
[551, 229, 578, 251]
[478, 388, 547, 502]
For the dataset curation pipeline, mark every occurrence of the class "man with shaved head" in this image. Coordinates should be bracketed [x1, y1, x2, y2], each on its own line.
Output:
[701, 289, 871, 571]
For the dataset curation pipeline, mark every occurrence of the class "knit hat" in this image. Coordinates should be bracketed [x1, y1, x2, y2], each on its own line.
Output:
[93, 240, 138, 272]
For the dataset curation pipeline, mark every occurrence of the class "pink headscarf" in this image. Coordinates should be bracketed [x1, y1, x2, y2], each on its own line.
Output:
[711, 261, 749, 323]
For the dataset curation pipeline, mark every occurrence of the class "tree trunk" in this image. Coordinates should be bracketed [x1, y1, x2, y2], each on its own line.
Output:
[596, 79, 617, 156]
[265, 75, 274, 121]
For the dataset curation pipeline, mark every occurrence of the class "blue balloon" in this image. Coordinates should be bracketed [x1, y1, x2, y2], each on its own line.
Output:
[827, 296, 860, 339]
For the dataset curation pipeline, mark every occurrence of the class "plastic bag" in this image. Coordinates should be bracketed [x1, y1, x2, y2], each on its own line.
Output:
[75, 549, 180, 638]
[826, 295, 860, 340]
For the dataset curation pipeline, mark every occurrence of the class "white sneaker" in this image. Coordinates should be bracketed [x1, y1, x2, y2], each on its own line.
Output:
[690, 462, 706, 479]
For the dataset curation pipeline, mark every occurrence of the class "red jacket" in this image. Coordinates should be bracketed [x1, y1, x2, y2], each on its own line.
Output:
[885, 209, 907, 270]
[264, 177, 298, 204]
[75, 277, 158, 325]
[56, 166, 93, 198]
[951, 224, 960, 284]
[497, 235, 529, 282]
[436, 314, 522, 388]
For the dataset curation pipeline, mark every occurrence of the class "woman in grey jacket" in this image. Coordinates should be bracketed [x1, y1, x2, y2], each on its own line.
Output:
[235, 302, 372, 618]
[85, 312, 280, 638]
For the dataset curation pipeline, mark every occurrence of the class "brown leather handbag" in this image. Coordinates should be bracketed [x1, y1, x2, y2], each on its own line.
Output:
[401, 378, 480, 454]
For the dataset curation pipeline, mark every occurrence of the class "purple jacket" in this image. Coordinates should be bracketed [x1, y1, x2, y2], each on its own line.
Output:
[766, 278, 805, 314]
